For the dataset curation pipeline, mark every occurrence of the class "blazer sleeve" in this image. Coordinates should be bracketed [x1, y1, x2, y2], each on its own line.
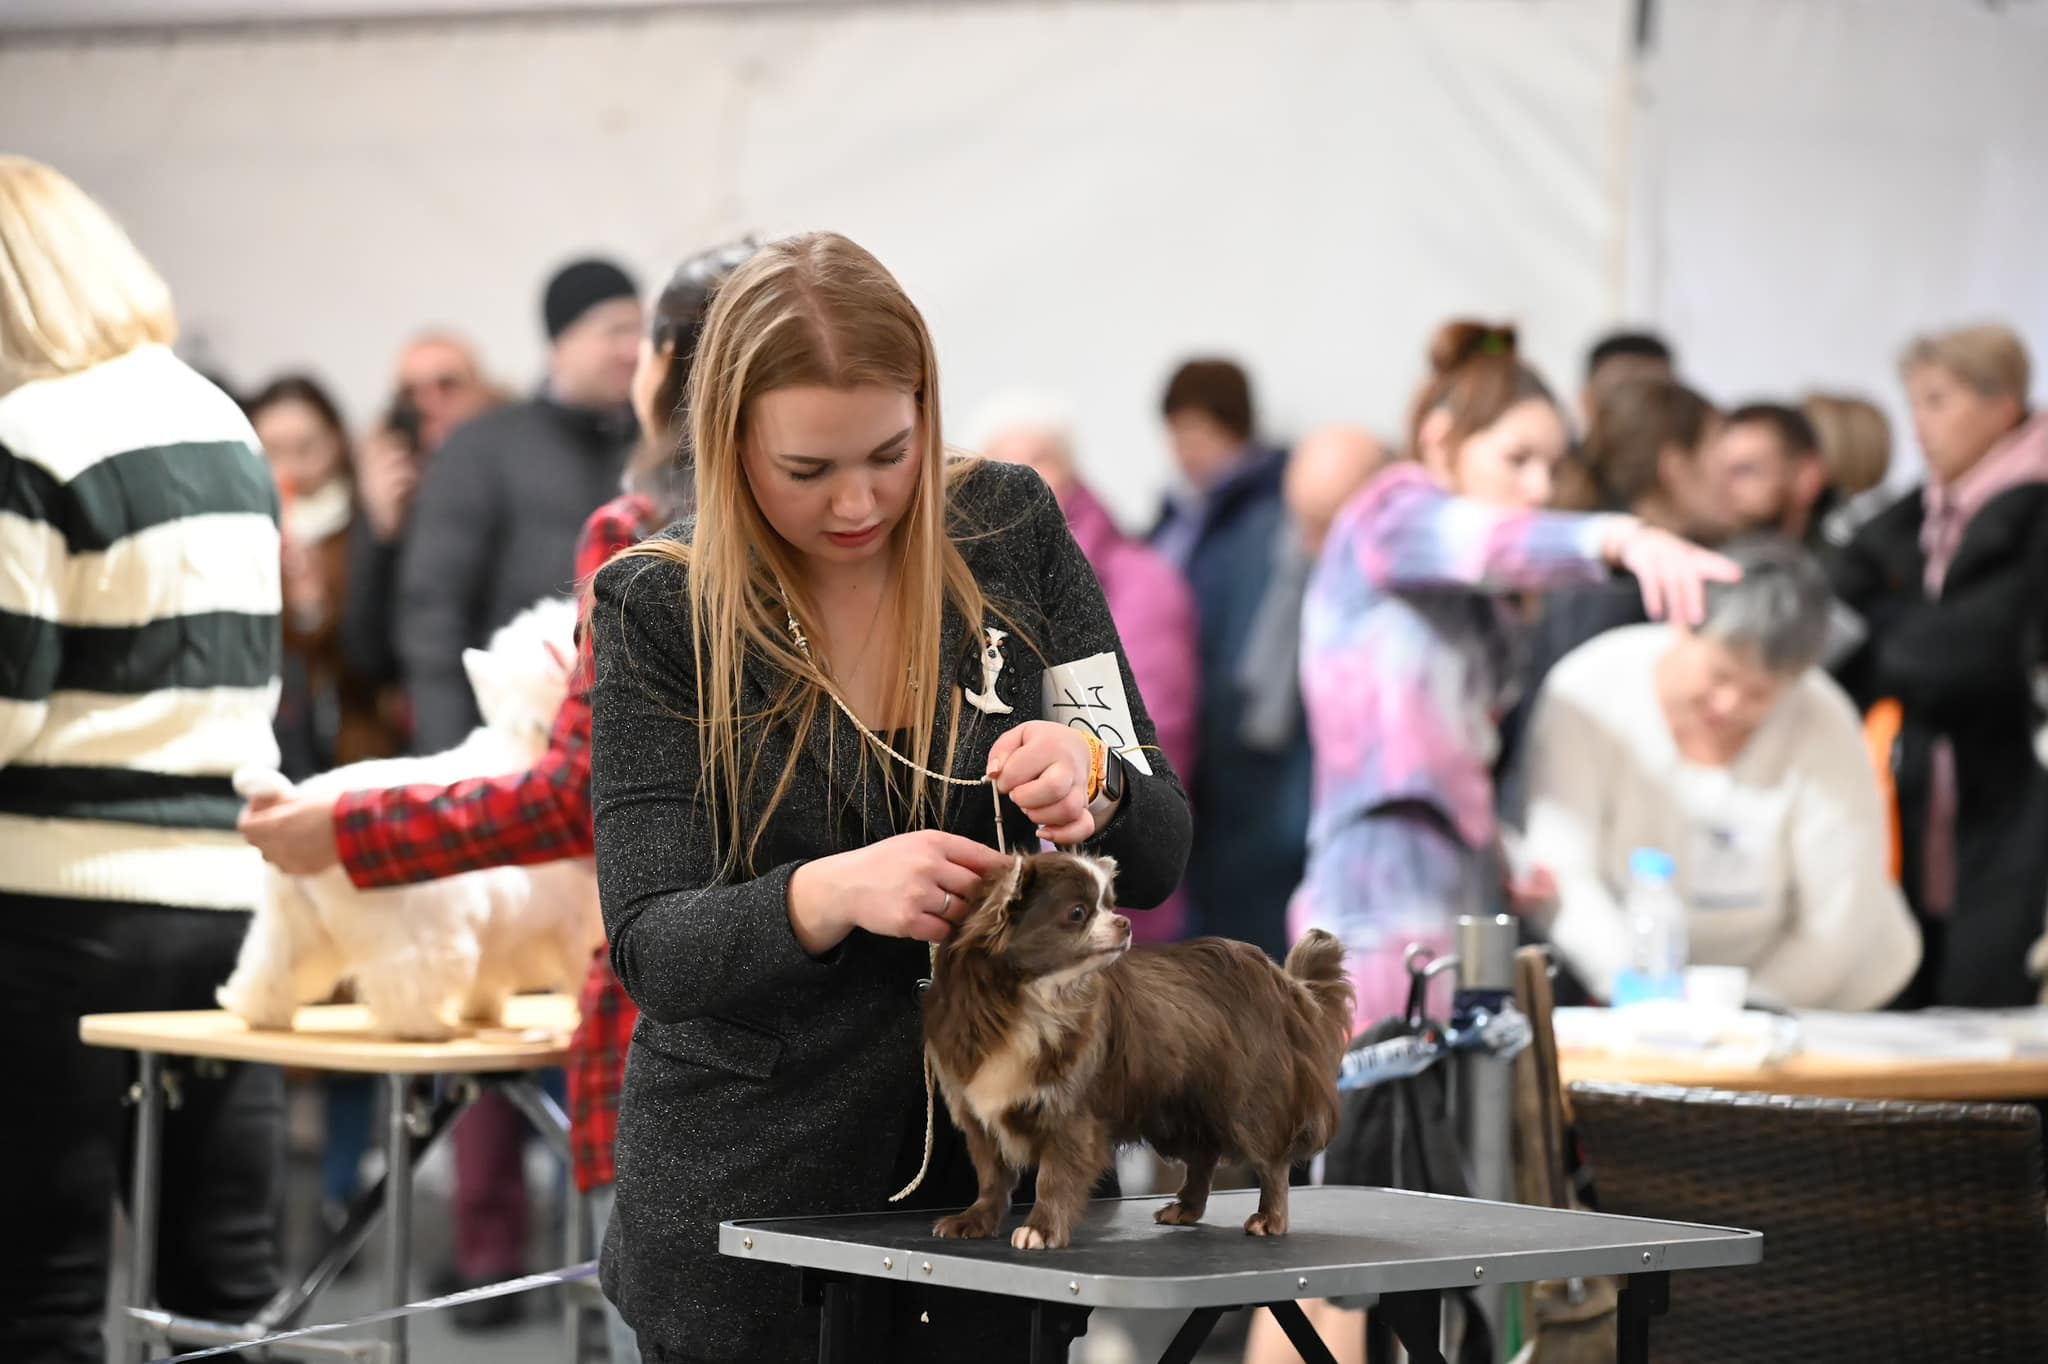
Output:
[587, 550, 842, 1023]
[1017, 472, 1194, 910]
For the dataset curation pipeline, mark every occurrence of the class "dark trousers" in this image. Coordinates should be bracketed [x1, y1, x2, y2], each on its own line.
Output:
[0, 894, 284, 1364]
[452, 1090, 532, 1281]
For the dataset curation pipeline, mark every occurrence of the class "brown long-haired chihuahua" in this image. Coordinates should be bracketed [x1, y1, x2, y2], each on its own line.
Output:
[923, 852, 1353, 1251]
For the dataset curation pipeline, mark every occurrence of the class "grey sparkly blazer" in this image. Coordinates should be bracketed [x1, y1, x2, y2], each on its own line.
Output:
[587, 459, 1192, 1362]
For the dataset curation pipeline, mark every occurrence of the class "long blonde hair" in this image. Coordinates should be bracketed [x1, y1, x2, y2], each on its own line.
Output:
[0, 156, 176, 396]
[621, 231, 993, 871]
[1801, 392, 1892, 497]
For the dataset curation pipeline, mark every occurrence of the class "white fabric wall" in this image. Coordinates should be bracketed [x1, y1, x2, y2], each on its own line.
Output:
[1628, 0, 2048, 488]
[0, 0, 1630, 526]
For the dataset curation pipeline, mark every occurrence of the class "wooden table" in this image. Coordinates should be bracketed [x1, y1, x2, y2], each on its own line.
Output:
[81, 994, 580, 1364]
[1560, 1043, 2048, 1103]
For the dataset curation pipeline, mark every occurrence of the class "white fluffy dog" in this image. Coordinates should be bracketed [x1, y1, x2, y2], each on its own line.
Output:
[218, 597, 604, 1040]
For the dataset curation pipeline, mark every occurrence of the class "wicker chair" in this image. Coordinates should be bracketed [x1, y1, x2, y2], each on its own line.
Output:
[1568, 1083, 2048, 1363]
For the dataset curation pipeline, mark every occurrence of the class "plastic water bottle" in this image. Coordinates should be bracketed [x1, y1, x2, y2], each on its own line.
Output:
[1612, 848, 1687, 1007]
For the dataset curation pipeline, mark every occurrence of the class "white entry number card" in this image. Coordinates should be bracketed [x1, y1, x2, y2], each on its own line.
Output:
[1041, 652, 1154, 776]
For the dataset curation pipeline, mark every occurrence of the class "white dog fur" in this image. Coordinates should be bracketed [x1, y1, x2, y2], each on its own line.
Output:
[218, 596, 604, 1040]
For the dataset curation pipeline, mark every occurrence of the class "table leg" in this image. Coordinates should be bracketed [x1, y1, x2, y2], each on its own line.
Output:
[1616, 1271, 1670, 1364]
[1158, 1306, 1226, 1364]
[384, 1073, 413, 1364]
[1028, 1301, 1091, 1364]
[252, 1084, 468, 1331]
[568, 1179, 597, 1362]
[815, 1276, 857, 1362]
[128, 1053, 164, 1364]
[498, 1075, 574, 1165]
[1267, 1300, 1344, 1364]
[1359, 1292, 1447, 1364]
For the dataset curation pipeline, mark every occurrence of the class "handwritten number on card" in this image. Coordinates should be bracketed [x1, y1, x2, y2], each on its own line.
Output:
[1041, 658, 1151, 776]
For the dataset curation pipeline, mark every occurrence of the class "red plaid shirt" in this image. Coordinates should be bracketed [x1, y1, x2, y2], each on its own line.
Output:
[333, 492, 655, 1192]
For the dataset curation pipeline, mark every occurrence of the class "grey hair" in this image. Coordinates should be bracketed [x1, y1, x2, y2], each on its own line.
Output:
[1697, 537, 1834, 675]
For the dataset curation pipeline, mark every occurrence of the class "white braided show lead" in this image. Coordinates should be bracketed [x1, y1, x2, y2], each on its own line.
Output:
[782, 607, 1008, 1203]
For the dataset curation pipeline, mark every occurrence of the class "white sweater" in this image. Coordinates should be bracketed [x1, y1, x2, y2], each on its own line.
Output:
[0, 346, 280, 911]
[1523, 625, 1920, 1010]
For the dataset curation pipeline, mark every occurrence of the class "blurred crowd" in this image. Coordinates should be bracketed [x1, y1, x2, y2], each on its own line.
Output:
[5, 151, 2047, 1359]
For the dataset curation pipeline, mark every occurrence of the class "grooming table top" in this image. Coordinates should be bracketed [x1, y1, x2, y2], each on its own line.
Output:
[722, 1186, 1760, 1310]
[79, 992, 576, 1073]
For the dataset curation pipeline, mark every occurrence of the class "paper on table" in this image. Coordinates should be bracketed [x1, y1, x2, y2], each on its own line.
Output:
[1795, 1010, 2017, 1062]
[1554, 1004, 1796, 1069]
[1041, 653, 1154, 776]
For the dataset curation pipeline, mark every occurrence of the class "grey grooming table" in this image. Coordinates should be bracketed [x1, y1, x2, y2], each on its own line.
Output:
[722, 1185, 1761, 1364]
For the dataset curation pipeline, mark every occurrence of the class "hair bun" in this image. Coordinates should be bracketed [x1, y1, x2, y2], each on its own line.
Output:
[1428, 320, 1519, 375]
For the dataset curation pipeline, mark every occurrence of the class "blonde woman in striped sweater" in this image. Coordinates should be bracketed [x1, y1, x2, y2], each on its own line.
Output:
[0, 156, 285, 1360]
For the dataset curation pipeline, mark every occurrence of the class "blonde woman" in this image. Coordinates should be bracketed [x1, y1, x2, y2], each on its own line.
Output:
[0, 157, 283, 1359]
[587, 233, 1190, 1362]
[1802, 390, 1893, 546]
[1832, 323, 2048, 1008]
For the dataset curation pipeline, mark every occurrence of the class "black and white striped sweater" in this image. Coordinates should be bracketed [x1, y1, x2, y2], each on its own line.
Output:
[0, 345, 282, 911]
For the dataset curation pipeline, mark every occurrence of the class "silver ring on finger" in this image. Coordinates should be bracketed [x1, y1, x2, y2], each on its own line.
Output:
[942, 891, 956, 920]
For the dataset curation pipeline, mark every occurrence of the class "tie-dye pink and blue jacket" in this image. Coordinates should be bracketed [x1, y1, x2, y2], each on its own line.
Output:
[1299, 464, 1618, 856]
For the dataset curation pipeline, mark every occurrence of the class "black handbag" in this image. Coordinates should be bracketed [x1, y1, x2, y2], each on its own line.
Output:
[1322, 1012, 1496, 1364]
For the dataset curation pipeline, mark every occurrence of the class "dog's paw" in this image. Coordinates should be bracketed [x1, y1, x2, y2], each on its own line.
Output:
[216, 984, 294, 1031]
[932, 1209, 1000, 1240]
[1154, 1202, 1204, 1227]
[1242, 1211, 1287, 1237]
[1011, 1222, 1067, 1251]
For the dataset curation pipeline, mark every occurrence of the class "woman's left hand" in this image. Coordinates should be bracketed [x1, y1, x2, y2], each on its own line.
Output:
[238, 790, 344, 875]
[988, 721, 1097, 846]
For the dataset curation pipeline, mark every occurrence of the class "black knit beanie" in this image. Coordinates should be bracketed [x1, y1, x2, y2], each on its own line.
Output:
[543, 258, 639, 340]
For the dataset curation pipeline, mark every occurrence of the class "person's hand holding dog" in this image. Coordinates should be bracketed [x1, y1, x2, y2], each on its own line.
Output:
[238, 790, 343, 876]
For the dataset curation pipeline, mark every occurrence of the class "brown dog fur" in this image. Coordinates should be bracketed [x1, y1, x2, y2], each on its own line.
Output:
[922, 852, 1353, 1250]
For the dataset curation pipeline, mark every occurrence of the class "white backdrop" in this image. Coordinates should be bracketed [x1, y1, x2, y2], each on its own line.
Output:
[6, 0, 2044, 512]
[1629, 0, 2048, 487]
[0, 0, 1629, 526]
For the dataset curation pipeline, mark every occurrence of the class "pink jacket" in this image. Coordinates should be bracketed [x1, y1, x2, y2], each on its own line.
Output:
[1060, 480, 1200, 942]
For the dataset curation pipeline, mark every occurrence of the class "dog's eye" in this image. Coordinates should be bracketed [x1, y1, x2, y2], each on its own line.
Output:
[1066, 905, 1087, 926]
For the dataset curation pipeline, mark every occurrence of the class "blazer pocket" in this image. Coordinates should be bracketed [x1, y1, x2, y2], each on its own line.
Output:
[642, 1015, 784, 1080]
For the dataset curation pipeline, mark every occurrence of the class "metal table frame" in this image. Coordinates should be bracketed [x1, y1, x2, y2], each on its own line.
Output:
[723, 1187, 1761, 1364]
[123, 1061, 587, 1364]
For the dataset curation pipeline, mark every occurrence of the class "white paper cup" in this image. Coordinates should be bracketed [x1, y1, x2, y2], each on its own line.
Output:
[1685, 965, 1749, 1012]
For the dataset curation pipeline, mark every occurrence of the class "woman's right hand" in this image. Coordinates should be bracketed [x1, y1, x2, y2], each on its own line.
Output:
[788, 830, 1012, 956]
[1601, 518, 1741, 625]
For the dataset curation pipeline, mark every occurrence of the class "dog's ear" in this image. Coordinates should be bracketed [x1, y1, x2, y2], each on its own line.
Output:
[1088, 854, 1118, 902]
[976, 854, 1026, 918]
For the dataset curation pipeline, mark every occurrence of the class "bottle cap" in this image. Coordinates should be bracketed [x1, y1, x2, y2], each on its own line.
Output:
[1629, 848, 1676, 882]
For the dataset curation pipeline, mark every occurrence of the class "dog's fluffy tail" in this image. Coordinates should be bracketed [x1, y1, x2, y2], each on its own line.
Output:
[1285, 928, 1355, 1046]
[233, 766, 296, 803]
